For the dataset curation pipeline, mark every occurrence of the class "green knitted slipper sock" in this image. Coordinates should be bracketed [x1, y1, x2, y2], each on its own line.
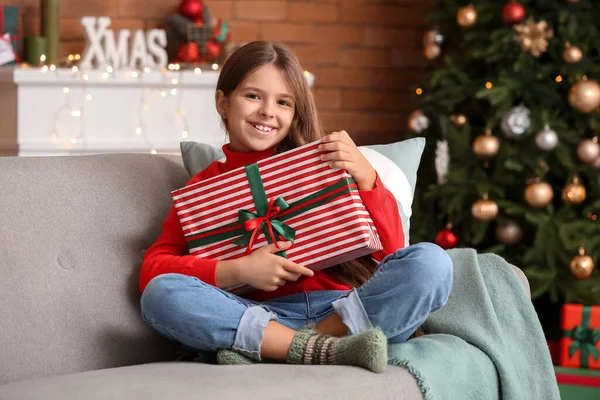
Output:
[285, 324, 388, 373]
[216, 349, 257, 365]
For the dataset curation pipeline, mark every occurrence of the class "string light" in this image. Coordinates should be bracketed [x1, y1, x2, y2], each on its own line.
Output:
[38, 62, 228, 155]
[555, 75, 563, 82]
[416, 88, 423, 95]
[485, 81, 493, 89]
[39, 54, 46, 65]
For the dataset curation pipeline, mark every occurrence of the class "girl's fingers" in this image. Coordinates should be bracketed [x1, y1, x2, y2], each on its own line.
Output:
[279, 270, 302, 282]
[320, 151, 348, 162]
[329, 160, 351, 170]
[318, 141, 346, 152]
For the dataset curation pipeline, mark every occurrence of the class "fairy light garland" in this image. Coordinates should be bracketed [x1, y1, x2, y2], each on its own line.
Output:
[28, 55, 315, 154]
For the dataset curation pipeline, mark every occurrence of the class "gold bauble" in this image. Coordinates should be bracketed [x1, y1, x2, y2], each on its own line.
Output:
[424, 43, 441, 60]
[576, 137, 600, 164]
[472, 194, 498, 222]
[568, 78, 600, 114]
[563, 42, 583, 63]
[524, 179, 553, 208]
[570, 244, 595, 280]
[451, 114, 467, 127]
[472, 129, 500, 159]
[495, 220, 523, 246]
[561, 175, 586, 205]
[457, 4, 477, 27]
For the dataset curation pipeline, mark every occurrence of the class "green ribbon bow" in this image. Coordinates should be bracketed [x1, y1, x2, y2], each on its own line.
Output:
[564, 306, 600, 368]
[232, 164, 296, 257]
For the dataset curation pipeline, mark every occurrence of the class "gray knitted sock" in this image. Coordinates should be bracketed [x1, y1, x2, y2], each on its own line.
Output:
[216, 349, 257, 365]
[216, 349, 283, 365]
[286, 324, 388, 373]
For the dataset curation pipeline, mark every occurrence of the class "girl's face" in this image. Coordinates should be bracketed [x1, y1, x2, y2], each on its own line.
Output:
[217, 63, 296, 152]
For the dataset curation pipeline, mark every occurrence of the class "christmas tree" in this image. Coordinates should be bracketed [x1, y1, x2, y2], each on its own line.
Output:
[409, 1, 600, 305]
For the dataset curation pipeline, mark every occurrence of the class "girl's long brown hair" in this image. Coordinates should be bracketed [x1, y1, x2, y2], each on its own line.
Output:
[216, 41, 425, 339]
[217, 41, 378, 288]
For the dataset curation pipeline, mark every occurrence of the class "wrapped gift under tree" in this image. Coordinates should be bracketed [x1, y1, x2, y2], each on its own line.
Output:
[0, 5, 19, 66]
[171, 140, 383, 294]
[560, 304, 600, 370]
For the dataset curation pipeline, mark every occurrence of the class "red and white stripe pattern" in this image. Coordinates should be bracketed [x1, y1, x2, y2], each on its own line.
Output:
[171, 140, 382, 272]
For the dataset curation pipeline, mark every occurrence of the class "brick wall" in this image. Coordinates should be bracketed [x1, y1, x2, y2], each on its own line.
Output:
[2, 0, 433, 145]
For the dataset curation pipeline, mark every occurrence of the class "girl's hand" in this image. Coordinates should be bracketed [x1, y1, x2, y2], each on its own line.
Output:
[319, 131, 377, 190]
[236, 241, 314, 292]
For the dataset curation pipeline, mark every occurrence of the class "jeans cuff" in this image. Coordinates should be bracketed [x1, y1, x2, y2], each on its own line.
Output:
[331, 288, 373, 336]
[232, 305, 277, 361]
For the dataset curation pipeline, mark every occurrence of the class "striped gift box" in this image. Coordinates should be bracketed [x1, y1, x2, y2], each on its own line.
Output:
[171, 140, 382, 293]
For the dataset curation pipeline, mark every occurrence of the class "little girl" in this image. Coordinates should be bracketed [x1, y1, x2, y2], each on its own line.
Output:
[140, 41, 453, 374]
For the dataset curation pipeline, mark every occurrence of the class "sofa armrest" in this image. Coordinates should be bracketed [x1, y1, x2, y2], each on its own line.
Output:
[508, 264, 530, 299]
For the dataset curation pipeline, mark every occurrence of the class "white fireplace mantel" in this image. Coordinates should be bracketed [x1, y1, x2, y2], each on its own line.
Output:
[0, 66, 226, 156]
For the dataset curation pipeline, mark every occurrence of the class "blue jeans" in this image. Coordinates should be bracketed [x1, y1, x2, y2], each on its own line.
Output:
[140, 242, 453, 361]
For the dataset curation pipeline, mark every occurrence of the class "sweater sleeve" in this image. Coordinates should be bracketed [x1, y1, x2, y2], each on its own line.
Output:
[358, 173, 405, 262]
[139, 202, 219, 293]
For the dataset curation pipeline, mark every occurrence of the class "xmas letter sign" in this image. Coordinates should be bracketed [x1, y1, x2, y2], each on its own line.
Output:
[79, 17, 168, 70]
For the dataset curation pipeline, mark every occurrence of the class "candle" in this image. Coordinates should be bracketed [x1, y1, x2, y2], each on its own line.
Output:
[24, 36, 48, 66]
[42, 0, 59, 64]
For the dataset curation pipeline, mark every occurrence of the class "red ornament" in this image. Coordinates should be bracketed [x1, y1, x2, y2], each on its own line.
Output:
[178, 42, 199, 62]
[179, 0, 204, 21]
[502, 2, 526, 24]
[205, 40, 220, 59]
[435, 227, 459, 249]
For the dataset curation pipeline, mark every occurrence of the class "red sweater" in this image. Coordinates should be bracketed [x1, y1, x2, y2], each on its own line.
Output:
[139, 144, 405, 302]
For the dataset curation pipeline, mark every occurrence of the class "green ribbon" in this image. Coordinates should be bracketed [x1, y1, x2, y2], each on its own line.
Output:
[232, 164, 296, 257]
[564, 306, 600, 368]
[185, 162, 358, 258]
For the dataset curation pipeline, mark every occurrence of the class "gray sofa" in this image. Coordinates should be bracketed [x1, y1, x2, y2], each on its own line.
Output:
[0, 153, 530, 399]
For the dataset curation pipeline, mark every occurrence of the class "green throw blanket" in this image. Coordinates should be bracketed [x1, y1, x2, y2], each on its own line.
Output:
[388, 248, 560, 400]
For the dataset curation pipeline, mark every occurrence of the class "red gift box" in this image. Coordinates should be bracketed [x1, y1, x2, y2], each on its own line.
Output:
[171, 140, 383, 294]
[560, 304, 600, 369]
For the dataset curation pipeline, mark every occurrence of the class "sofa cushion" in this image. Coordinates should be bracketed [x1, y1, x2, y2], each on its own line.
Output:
[180, 138, 426, 246]
[0, 362, 423, 400]
[0, 154, 189, 385]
